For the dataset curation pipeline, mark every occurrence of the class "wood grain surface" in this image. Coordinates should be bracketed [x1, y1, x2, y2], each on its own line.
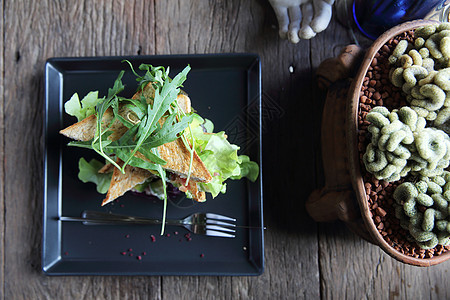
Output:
[2, 0, 449, 299]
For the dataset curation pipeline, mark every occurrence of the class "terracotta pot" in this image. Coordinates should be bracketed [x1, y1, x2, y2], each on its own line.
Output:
[308, 20, 450, 266]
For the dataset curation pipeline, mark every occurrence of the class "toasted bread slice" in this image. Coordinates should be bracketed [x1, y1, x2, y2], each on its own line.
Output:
[59, 106, 127, 142]
[102, 159, 152, 205]
[103, 157, 206, 205]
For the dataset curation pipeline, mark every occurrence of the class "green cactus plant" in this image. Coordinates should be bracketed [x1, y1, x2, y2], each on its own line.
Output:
[388, 23, 450, 132]
[368, 23, 450, 251]
[363, 106, 450, 182]
[393, 172, 450, 249]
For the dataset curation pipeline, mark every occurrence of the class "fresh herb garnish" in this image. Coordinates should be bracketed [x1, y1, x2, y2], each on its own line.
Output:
[68, 63, 194, 234]
[91, 70, 124, 171]
[121, 65, 190, 172]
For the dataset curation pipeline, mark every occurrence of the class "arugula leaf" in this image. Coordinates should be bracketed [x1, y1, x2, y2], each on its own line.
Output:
[151, 147, 168, 235]
[120, 66, 191, 172]
[68, 139, 111, 150]
[136, 147, 168, 165]
[106, 124, 167, 168]
[143, 114, 194, 149]
[122, 60, 170, 91]
[113, 148, 163, 171]
[90, 71, 125, 171]
[112, 99, 135, 129]
[126, 97, 147, 120]
[107, 71, 125, 98]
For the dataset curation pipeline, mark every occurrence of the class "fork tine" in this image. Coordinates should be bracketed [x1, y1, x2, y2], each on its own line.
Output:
[205, 224, 236, 233]
[206, 219, 236, 227]
[205, 213, 236, 222]
[205, 230, 235, 238]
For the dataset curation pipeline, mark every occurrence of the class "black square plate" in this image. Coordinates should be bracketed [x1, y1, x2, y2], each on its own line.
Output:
[43, 54, 264, 275]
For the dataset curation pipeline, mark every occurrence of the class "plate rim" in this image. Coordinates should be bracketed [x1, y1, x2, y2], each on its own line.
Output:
[42, 53, 264, 276]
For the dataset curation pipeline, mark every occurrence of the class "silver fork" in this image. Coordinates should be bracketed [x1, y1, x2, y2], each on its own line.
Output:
[59, 211, 237, 238]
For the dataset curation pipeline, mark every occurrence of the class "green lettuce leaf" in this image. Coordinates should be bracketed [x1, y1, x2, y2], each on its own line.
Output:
[231, 155, 259, 182]
[64, 91, 103, 122]
[189, 114, 259, 198]
[78, 158, 112, 194]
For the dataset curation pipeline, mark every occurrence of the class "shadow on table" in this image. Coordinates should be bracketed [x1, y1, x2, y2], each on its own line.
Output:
[260, 81, 328, 236]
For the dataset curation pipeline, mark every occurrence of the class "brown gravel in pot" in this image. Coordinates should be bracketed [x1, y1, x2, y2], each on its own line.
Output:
[357, 30, 450, 259]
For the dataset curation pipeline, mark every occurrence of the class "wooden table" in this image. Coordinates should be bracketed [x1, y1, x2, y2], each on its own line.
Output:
[3, 1, 448, 299]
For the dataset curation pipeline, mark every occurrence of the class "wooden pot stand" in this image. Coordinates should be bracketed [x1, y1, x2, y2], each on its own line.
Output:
[306, 44, 374, 242]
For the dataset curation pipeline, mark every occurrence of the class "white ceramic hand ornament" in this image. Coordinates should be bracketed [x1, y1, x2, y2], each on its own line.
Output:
[269, 0, 335, 43]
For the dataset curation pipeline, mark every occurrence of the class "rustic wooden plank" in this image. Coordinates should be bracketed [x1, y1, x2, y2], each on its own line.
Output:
[155, 0, 249, 55]
[258, 0, 323, 296]
[318, 222, 449, 299]
[0, 0, 4, 299]
[3, 1, 161, 299]
[155, 0, 321, 299]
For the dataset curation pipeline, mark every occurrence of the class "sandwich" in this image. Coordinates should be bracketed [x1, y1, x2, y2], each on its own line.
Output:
[59, 62, 258, 231]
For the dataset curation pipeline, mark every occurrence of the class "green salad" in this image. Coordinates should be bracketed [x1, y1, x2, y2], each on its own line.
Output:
[61, 61, 259, 234]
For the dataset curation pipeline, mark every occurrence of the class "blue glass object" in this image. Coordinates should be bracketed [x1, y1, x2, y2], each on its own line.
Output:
[353, 0, 447, 39]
